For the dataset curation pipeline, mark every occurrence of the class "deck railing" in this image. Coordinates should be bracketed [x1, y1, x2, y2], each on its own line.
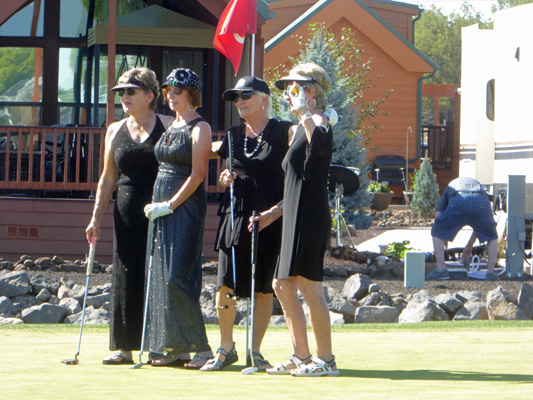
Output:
[0, 125, 226, 195]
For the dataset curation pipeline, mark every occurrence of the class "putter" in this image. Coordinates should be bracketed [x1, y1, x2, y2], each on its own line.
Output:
[242, 212, 259, 375]
[131, 229, 155, 370]
[61, 237, 96, 365]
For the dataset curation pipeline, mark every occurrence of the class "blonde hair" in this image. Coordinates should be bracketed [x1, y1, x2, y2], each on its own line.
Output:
[117, 68, 160, 110]
[290, 63, 331, 111]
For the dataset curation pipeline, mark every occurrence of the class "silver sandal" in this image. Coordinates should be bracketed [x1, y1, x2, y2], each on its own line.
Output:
[266, 354, 312, 375]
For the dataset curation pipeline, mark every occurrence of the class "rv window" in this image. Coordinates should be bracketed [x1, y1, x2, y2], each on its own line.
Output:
[486, 79, 495, 121]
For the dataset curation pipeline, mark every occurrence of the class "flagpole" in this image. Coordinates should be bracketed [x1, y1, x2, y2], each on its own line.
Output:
[250, 33, 255, 77]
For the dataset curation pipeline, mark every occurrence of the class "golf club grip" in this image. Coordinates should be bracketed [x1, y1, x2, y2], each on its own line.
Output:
[86, 238, 96, 276]
[251, 211, 259, 264]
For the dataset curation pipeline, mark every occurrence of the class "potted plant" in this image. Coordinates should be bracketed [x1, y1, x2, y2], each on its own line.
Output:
[367, 181, 393, 211]
[403, 170, 418, 207]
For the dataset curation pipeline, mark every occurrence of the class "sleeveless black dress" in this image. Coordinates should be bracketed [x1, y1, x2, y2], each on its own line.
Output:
[109, 116, 165, 351]
[143, 118, 211, 354]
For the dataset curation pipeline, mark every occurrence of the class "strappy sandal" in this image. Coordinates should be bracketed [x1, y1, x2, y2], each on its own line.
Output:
[266, 354, 312, 375]
[252, 351, 271, 371]
[183, 352, 212, 369]
[290, 356, 340, 377]
[102, 351, 134, 365]
[200, 344, 239, 371]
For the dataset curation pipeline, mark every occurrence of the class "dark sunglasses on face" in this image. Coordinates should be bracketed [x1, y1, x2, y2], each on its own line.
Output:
[117, 88, 138, 97]
[232, 91, 255, 103]
[167, 87, 184, 95]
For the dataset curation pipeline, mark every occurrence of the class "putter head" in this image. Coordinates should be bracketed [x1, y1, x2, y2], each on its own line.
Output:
[242, 366, 259, 375]
[225, 293, 238, 301]
[61, 358, 79, 365]
[130, 362, 144, 369]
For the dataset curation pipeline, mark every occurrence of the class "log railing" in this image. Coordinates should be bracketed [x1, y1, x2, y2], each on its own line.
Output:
[0, 125, 226, 194]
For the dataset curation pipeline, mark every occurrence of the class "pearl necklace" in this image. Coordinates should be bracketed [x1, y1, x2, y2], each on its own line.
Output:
[243, 131, 264, 158]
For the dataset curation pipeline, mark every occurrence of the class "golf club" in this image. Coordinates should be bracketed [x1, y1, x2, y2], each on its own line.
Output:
[225, 130, 238, 303]
[242, 211, 259, 375]
[61, 237, 96, 365]
[131, 226, 155, 369]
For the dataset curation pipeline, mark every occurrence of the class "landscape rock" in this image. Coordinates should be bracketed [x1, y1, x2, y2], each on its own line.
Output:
[269, 315, 287, 326]
[0, 271, 31, 297]
[57, 285, 70, 300]
[64, 306, 110, 324]
[324, 285, 357, 323]
[517, 282, 533, 319]
[434, 293, 464, 317]
[11, 294, 37, 312]
[342, 274, 371, 300]
[399, 295, 449, 323]
[35, 257, 54, 270]
[21, 303, 69, 324]
[455, 291, 483, 303]
[68, 284, 86, 302]
[0, 296, 18, 316]
[0, 316, 24, 324]
[355, 306, 399, 323]
[59, 298, 82, 315]
[453, 301, 488, 320]
[31, 274, 60, 295]
[487, 286, 528, 320]
[330, 311, 345, 325]
[35, 288, 52, 303]
[86, 293, 111, 309]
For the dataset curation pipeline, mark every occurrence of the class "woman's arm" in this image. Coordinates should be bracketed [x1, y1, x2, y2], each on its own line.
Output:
[85, 121, 121, 243]
[248, 202, 283, 232]
[168, 121, 212, 210]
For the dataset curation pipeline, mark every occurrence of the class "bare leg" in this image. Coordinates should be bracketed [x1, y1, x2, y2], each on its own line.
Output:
[486, 239, 498, 273]
[432, 236, 447, 270]
[297, 277, 335, 369]
[251, 292, 273, 352]
[273, 277, 311, 363]
[212, 286, 237, 364]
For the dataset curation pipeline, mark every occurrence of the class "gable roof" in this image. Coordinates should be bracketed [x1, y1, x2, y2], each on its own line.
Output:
[265, 0, 436, 73]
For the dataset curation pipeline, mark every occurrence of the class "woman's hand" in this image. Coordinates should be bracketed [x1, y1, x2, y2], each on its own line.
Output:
[248, 206, 282, 232]
[218, 168, 237, 188]
[144, 201, 173, 221]
[285, 82, 307, 113]
[86, 220, 100, 243]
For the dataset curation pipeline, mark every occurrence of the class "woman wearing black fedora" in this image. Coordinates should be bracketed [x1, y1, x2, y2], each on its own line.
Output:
[200, 76, 294, 371]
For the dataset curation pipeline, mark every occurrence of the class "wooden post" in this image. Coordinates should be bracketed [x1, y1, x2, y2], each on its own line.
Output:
[106, 0, 117, 128]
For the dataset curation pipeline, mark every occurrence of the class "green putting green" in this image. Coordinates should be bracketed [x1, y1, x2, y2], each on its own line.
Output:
[2, 322, 533, 399]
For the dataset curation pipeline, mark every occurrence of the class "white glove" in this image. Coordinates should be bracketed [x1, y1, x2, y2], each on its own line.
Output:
[144, 201, 173, 221]
[323, 108, 338, 126]
[286, 83, 306, 112]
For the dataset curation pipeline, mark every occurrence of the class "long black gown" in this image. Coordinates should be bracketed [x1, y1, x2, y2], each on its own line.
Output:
[109, 116, 165, 351]
[143, 117, 211, 354]
[276, 123, 333, 282]
[215, 119, 292, 297]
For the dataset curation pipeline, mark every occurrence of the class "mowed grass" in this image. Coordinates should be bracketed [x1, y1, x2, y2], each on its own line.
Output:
[2, 322, 533, 400]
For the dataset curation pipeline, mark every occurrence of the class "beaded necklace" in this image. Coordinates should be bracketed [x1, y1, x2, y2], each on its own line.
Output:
[243, 131, 264, 158]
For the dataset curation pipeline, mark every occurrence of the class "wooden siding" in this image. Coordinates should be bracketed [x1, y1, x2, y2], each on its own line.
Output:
[0, 197, 220, 264]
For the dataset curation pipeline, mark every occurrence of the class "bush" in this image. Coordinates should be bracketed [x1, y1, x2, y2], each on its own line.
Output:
[367, 181, 391, 193]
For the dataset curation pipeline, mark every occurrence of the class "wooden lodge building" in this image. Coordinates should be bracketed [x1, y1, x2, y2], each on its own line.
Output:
[0, 0, 457, 263]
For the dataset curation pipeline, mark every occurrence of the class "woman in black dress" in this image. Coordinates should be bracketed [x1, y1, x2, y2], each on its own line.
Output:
[200, 76, 293, 371]
[142, 68, 213, 368]
[86, 68, 173, 365]
[252, 63, 339, 377]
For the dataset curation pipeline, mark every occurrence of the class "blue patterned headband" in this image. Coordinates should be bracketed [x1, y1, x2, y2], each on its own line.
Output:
[162, 68, 201, 92]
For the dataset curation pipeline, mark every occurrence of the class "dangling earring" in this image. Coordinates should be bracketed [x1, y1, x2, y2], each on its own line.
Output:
[306, 98, 317, 109]
[187, 103, 197, 112]
[261, 105, 265, 110]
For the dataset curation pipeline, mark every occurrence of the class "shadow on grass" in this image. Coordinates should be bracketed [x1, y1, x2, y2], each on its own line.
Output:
[340, 369, 533, 383]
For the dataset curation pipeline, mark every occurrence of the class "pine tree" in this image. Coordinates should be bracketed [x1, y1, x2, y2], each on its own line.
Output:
[264, 24, 389, 228]
[410, 156, 440, 219]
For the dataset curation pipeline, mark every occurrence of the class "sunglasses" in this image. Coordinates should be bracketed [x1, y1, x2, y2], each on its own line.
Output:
[284, 84, 308, 99]
[166, 87, 184, 95]
[232, 91, 255, 103]
[117, 88, 138, 97]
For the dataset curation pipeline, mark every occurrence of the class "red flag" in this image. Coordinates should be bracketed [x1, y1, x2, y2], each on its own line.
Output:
[214, 0, 257, 75]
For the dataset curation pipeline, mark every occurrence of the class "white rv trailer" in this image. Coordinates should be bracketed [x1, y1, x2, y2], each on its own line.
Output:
[460, 5, 533, 276]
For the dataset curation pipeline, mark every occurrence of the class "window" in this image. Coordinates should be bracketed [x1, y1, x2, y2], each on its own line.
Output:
[60, 0, 88, 38]
[0, 1, 44, 37]
[486, 79, 495, 121]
